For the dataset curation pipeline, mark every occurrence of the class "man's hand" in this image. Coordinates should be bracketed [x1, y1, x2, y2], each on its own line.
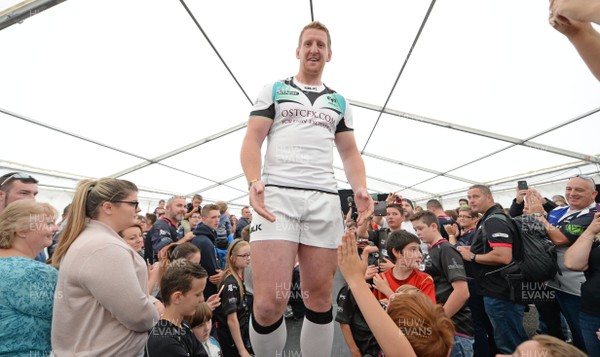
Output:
[249, 180, 276, 222]
[526, 190, 546, 216]
[354, 188, 373, 226]
[457, 245, 472, 261]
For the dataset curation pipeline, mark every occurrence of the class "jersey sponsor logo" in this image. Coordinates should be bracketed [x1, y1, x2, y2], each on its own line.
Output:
[491, 232, 509, 238]
[447, 258, 463, 270]
[280, 108, 336, 125]
[565, 224, 584, 235]
[277, 89, 300, 96]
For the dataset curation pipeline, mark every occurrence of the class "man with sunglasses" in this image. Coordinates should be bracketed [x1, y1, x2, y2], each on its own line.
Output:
[0, 172, 39, 213]
[529, 174, 599, 352]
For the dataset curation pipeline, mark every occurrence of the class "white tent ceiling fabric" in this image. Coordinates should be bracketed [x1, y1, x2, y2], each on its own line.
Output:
[1, 0, 599, 214]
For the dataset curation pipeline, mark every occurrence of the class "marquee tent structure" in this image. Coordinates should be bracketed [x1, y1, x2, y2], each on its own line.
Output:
[1, 0, 599, 214]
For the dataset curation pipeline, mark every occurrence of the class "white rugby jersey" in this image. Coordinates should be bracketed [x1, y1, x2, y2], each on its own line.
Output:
[250, 77, 354, 193]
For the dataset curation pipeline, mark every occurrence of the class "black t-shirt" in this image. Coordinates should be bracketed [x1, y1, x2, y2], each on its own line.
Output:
[145, 320, 206, 357]
[424, 239, 473, 336]
[214, 275, 251, 354]
[581, 241, 600, 316]
[470, 205, 518, 300]
[335, 285, 381, 356]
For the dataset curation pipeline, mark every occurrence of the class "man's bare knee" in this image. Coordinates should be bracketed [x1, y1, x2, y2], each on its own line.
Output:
[303, 289, 333, 312]
[253, 296, 288, 325]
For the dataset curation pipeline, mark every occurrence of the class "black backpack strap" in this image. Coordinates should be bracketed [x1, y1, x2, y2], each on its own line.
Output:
[481, 212, 523, 278]
[483, 212, 523, 257]
[480, 212, 508, 254]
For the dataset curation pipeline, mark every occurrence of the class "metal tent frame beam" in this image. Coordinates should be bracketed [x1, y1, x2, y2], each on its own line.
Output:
[109, 122, 247, 178]
[361, 152, 480, 186]
[0, 0, 66, 31]
[0, 107, 248, 194]
[351, 100, 600, 164]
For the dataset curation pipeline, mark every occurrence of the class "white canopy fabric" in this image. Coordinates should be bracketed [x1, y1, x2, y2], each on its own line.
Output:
[1, 0, 599, 214]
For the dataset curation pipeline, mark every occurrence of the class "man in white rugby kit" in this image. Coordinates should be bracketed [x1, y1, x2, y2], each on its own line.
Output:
[240, 21, 373, 357]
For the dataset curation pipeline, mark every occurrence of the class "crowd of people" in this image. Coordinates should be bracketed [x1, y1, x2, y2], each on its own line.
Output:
[338, 179, 599, 357]
[2, 2, 600, 355]
[1, 170, 598, 357]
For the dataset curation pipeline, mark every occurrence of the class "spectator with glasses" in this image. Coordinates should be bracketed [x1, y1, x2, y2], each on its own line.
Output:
[0, 172, 38, 213]
[215, 239, 253, 357]
[181, 211, 202, 237]
[51, 178, 162, 357]
[445, 207, 478, 247]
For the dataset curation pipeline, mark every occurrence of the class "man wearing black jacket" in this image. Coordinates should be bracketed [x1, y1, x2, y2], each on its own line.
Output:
[458, 185, 528, 354]
[192, 204, 224, 301]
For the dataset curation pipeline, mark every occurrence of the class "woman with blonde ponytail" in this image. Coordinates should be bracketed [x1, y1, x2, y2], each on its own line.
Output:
[51, 178, 161, 357]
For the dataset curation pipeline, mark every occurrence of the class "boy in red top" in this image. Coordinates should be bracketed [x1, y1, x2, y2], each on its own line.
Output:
[372, 230, 436, 303]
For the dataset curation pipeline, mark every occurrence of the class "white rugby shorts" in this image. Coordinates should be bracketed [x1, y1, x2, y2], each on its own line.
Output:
[249, 186, 344, 249]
